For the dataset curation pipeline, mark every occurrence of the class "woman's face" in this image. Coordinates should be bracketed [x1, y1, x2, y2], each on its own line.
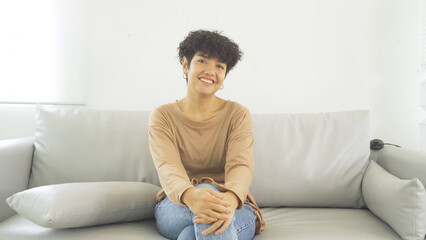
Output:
[183, 52, 227, 96]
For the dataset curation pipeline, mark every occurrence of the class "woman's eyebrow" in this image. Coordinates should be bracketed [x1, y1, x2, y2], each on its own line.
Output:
[197, 53, 210, 59]
[197, 53, 226, 64]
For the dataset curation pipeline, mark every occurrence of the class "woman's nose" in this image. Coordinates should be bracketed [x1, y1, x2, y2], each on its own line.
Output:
[204, 64, 215, 75]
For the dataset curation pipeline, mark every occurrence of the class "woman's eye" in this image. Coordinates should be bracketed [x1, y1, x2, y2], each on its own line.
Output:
[197, 59, 206, 64]
[217, 65, 225, 70]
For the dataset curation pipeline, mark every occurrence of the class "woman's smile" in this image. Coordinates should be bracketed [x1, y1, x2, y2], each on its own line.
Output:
[182, 52, 226, 96]
[199, 77, 215, 85]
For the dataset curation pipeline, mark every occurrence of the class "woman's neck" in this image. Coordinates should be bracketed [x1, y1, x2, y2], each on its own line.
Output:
[177, 95, 226, 121]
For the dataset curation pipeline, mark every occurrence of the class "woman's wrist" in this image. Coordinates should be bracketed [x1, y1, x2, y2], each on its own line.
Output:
[223, 191, 239, 209]
[181, 187, 196, 205]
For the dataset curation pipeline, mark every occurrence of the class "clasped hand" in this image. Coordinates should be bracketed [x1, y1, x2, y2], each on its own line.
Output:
[181, 187, 239, 236]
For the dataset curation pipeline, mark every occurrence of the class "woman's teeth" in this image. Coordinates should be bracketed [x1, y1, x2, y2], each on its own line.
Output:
[200, 78, 213, 84]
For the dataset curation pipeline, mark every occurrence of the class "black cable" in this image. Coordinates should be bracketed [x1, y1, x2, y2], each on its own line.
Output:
[370, 139, 401, 150]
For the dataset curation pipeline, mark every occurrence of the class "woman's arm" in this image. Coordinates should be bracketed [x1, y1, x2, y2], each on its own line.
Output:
[199, 107, 255, 236]
[223, 108, 255, 209]
[148, 108, 194, 205]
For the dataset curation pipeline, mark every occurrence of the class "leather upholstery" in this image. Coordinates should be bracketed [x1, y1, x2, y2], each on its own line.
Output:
[1, 108, 425, 239]
[0, 208, 402, 240]
[0, 137, 34, 222]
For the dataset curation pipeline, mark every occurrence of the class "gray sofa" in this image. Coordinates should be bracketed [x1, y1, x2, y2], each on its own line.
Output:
[0, 106, 425, 240]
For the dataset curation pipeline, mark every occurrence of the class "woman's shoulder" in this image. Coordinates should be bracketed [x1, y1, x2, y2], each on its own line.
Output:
[224, 101, 253, 130]
[222, 101, 252, 126]
[226, 100, 251, 115]
[150, 102, 179, 122]
[152, 102, 175, 113]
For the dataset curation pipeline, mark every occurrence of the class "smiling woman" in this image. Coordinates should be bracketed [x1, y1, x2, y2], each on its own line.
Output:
[148, 30, 265, 240]
[178, 30, 241, 80]
[181, 52, 227, 101]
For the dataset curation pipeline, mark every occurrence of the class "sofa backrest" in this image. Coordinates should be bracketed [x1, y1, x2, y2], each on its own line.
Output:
[30, 106, 370, 209]
[29, 106, 160, 188]
[250, 111, 370, 208]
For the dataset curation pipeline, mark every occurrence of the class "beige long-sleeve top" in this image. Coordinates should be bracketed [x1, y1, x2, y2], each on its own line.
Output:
[148, 100, 265, 234]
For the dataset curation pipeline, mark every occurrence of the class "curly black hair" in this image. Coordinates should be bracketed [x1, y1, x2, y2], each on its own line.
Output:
[178, 30, 242, 78]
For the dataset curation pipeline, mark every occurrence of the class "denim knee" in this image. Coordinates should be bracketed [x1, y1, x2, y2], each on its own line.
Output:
[177, 224, 196, 240]
[155, 198, 194, 239]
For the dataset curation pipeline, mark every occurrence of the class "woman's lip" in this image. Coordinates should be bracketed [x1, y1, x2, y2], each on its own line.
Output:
[199, 77, 215, 85]
[199, 78, 214, 85]
[199, 77, 215, 83]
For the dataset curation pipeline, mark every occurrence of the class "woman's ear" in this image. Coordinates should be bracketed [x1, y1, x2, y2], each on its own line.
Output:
[182, 56, 189, 75]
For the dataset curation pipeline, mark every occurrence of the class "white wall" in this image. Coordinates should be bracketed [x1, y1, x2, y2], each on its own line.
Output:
[1, 0, 424, 151]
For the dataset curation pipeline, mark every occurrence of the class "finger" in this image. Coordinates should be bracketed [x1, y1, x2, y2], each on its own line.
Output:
[194, 218, 214, 224]
[197, 189, 230, 208]
[202, 220, 224, 236]
[204, 188, 224, 200]
[205, 189, 232, 206]
[195, 213, 216, 222]
[214, 217, 232, 235]
[206, 202, 232, 215]
[203, 209, 229, 221]
[204, 191, 231, 207]
[194, 214, 216, 224]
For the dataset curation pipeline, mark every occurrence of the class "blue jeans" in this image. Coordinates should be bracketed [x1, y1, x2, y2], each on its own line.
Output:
[155, 183, 257, 240]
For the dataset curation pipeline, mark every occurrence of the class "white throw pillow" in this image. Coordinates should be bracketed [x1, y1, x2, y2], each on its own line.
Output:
[6, 182, 160, 229]
[362, 160, 426, 240]
[250, 110, 370, 208]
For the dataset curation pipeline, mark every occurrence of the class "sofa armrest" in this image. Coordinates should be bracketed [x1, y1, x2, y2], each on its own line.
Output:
[0, 137, 34, 222]
[374, 145, 426, 186]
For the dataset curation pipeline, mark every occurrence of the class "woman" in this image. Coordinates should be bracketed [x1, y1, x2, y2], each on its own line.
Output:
[149, 30, 265, 240]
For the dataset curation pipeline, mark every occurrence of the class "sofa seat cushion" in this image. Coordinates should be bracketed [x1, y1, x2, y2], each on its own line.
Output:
[0, 208, 403, 240]
[257, 208, 401, 240]
[0, 214, 167, 240]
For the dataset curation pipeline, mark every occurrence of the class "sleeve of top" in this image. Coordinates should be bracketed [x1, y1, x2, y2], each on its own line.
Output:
[223, 107, 255, 209]
[148, 107, 194, 206]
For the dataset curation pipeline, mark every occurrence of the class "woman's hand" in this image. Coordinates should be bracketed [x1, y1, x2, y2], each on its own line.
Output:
[195, 191, 240, 236]
[181, 187, 233, 222]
